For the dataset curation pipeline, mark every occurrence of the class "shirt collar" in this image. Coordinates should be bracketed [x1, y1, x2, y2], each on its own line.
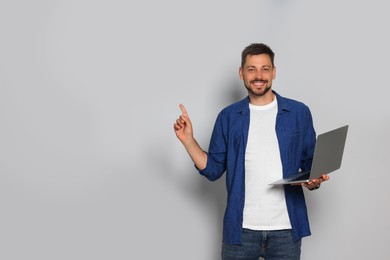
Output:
[235, 90, 291, 115]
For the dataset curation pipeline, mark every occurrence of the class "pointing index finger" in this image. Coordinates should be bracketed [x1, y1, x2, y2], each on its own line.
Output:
[179, 104, 188, 115]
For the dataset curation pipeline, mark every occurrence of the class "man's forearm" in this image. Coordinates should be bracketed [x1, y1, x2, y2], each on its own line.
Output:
[182, 138, 208, 170]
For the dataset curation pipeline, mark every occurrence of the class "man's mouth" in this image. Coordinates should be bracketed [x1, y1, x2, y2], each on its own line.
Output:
[251, 80, 267, 87]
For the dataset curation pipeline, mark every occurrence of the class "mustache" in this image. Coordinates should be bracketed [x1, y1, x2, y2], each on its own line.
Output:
[251, 78, 268, 84]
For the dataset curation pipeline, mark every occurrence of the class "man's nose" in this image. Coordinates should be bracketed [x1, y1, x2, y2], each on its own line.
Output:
[255, 70, 263, 78]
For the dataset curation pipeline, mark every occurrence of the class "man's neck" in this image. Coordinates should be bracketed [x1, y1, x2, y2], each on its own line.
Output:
[249, 92, 275, 106]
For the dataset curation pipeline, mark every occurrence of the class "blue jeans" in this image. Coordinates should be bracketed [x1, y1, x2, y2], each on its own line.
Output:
[222, 229, 301, 260]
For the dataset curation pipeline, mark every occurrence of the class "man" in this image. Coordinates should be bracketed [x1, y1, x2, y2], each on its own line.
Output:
[173, 43, 329, 259]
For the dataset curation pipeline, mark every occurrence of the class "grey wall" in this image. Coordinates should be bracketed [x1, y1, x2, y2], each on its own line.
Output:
[1, 0, 389, 259]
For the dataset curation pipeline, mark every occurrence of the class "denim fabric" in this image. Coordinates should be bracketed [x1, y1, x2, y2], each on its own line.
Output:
[198, 91, 316, 245]
[222, 229, 301, 260]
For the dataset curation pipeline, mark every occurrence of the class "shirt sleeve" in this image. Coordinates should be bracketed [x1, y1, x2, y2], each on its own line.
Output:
[197, 112, 227, 181]
[300, 105, 316, 172]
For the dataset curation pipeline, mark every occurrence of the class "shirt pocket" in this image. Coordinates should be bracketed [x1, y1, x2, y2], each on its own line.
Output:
[285, 128, 304, 155]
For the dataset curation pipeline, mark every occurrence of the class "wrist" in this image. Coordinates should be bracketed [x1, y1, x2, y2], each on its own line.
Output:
[308, 184, 321, 191]
[182, 136, 197, 147]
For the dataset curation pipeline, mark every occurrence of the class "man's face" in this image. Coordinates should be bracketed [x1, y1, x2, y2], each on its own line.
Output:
[239, 54, 276, 97]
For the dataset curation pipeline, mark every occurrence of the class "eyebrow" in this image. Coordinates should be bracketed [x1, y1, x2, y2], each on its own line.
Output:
[245, 65, 272, 69]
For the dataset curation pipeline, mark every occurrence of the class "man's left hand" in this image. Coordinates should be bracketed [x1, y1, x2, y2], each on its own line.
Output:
[302, 174, 329, 190]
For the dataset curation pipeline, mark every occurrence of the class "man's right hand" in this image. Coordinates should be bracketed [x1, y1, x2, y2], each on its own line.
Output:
[173, 104, 194, 144]
[173, 104, 207, 170]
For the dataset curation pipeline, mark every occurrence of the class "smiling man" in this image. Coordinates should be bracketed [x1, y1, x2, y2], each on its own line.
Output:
[173, 43, 328, 260]
[240, 52, 275, 100]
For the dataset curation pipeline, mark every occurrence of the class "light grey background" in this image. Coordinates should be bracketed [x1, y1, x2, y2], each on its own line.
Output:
[0, 0, 389, 259]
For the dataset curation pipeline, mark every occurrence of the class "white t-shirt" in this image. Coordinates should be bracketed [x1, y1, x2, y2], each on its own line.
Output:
[243, 98, 292, 230]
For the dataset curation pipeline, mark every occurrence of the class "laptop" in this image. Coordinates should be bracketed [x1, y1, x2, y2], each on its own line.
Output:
[270, 125, 349, 185]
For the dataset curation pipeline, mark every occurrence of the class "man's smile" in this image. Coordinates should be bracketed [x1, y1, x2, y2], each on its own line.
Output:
[251, 79, 268, 87]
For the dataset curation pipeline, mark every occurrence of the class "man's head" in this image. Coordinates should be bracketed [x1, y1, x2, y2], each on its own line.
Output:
[239, 43, 276, 99]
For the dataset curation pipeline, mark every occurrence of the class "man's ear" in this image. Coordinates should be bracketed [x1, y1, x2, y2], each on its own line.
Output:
[273, 66, 277, 79]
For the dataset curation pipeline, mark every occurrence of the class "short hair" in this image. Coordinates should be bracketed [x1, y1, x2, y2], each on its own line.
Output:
[241, 43, 275, 68]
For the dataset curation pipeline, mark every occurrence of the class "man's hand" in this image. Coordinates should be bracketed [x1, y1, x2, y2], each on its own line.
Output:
[173, 104, 207, 170]
[302, 174, 330, 190]
[173, 104, 194, 144]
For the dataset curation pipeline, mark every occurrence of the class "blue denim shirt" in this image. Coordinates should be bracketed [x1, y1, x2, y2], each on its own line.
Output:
[198, 91, 316, 245]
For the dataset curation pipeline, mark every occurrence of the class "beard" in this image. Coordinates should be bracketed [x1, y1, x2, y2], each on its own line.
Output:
[244, 79, 272, 97]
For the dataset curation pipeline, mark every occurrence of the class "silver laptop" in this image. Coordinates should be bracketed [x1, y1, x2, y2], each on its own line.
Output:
[270, 125, 349, 185]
